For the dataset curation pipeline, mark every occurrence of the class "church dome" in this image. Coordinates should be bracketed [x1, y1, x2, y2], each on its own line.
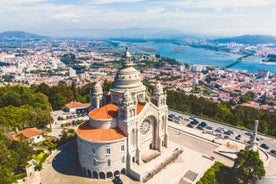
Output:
[111, 47, 146, 92]
[154, 83, 164, 95]
[93, 82, 102, 93]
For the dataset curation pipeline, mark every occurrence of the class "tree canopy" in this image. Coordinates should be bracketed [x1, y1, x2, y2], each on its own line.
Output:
[0, 132, 34, 184]
[234, 149, 265, 183]
[0, 85, 52, 131]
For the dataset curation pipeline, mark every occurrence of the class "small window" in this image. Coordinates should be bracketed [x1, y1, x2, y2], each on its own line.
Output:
[107, 159, 111, 167]
[121, 156, 125, 163]
[92, 147, 96, 155]
[93, 159, 97, 166]
[106, 147, 111, 155]
[121, 145, 125, 151]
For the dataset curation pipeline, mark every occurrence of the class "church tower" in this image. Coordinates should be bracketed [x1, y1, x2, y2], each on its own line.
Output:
[152, 82, 166, 108]
[119, 89, 137, 120]
[89, 82, 103, 111]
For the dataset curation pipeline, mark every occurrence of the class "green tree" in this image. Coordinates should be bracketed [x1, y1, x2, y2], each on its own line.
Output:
[36, 82, 51, 97]
[0, 132, 34, 184]
[234, 149, 265, 183]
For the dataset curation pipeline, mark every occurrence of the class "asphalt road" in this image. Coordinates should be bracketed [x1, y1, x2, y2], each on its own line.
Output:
[168, 128, 234, 167]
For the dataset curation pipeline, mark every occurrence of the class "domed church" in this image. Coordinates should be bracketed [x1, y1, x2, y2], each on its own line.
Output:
[76, 47, 169, 180]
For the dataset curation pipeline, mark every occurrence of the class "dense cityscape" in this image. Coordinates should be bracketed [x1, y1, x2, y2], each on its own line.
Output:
[1, 36, 276, 111]
[1, 0, 276, 184]
[0, 33, 276, 184]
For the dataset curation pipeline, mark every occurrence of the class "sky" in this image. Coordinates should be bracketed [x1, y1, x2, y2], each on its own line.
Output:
[1, 0, 276, 37]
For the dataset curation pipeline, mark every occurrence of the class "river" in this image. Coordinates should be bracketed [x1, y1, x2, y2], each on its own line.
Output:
[126, 42, 276, 74]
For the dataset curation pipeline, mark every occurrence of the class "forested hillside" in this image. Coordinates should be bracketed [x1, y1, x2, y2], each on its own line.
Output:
[0, 85, 52, 130]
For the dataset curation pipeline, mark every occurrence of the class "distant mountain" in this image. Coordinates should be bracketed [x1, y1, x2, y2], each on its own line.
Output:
[62, 28, 201, 40]
[212, 35, 276, 45]
[0, 31, 47, 39]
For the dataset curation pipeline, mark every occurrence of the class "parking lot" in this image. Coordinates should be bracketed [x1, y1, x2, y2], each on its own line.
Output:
[168, 111, 276, 158]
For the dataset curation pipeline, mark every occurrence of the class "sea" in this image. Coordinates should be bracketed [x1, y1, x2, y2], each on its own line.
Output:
[126, 42, 276, 74]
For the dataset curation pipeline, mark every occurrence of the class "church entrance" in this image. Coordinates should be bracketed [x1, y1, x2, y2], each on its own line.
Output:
[139, 116, 159, 162]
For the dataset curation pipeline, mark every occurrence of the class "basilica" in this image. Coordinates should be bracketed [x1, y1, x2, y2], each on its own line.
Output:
[76, 47, 169, 181]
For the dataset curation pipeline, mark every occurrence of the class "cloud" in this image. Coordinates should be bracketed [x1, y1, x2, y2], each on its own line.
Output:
[87, 0, 144, 4]
[0, 0, 276, 36]
[49, 13, 81, 22]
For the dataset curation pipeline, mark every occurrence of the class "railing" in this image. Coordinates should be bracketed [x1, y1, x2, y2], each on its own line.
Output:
[142, 148, 183, 183]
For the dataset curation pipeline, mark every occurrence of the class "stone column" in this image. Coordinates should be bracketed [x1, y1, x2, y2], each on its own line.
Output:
[253, 120, 258, 140]
[136, 125, 142, 164]
[164, 110, 169, 148]
[126, 131, 132, 174]
[251, 120, 259, 151]
[246, 120, 258, 151]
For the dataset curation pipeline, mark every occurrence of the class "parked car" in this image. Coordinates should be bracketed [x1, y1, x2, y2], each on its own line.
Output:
[235, 134, 241, 140]
[187, 123, 194, 128]
[260, 143, 269, 150]
[270, 150, 276, 156]
[189, 116, 195, 120]
[184, 118, 191, 122]
[196, 125, 204, 130]
[206, 126, 213, 130]
[178, 115, 184, 120]
[168, 117, 173, 121]
[228, 129, 235, 134]
[215, 127, 224, 133]
[245, 131, 253, 137]
[199, 122, 207, 128]
[191, 119, 199, 125]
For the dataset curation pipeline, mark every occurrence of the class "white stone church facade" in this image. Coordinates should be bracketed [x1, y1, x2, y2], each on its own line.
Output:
[76, 47, 169, 180]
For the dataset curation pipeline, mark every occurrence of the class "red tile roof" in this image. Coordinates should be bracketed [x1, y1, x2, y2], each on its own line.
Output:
[89, 102, 145, 120]
[65, 102, 90, 109]
[89, 104, 118, 119]
[136, 103, 145, 115]
[77, 121, 126, 142]
[13, 127, 41, 141]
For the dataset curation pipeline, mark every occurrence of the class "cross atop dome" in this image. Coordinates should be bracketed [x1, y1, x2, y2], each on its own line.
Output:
[122, 46, 133, 68]
[124, 46, 131, 58]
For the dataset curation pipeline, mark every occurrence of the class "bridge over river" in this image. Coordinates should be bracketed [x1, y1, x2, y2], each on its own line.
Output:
[221, 54, 252, 70]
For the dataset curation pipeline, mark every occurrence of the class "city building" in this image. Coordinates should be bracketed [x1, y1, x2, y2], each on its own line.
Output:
[76, 47, 169, 180]
[64, 101, 90, 113]
[13, 127, 44, 144]
[191, 64, 204, 72]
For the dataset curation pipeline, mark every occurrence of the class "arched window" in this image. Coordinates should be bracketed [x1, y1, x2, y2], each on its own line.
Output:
[106, 147, 111, 155]
[93, 159, 97, 166]
[92, 146, 96, 155]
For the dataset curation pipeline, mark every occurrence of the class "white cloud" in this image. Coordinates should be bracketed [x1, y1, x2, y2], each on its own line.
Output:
[0, 0, 276, 36]
[87, 0, 143, 4]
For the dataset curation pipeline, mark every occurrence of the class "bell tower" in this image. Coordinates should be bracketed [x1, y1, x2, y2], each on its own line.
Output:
[152, 83, 166, 108]
[119, 89, 136, 120]
[89, 82, 103, 111]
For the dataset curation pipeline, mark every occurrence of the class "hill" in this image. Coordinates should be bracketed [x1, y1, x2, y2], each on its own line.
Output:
[0, 31, 47, 39]
[212, 35, 276, 45]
